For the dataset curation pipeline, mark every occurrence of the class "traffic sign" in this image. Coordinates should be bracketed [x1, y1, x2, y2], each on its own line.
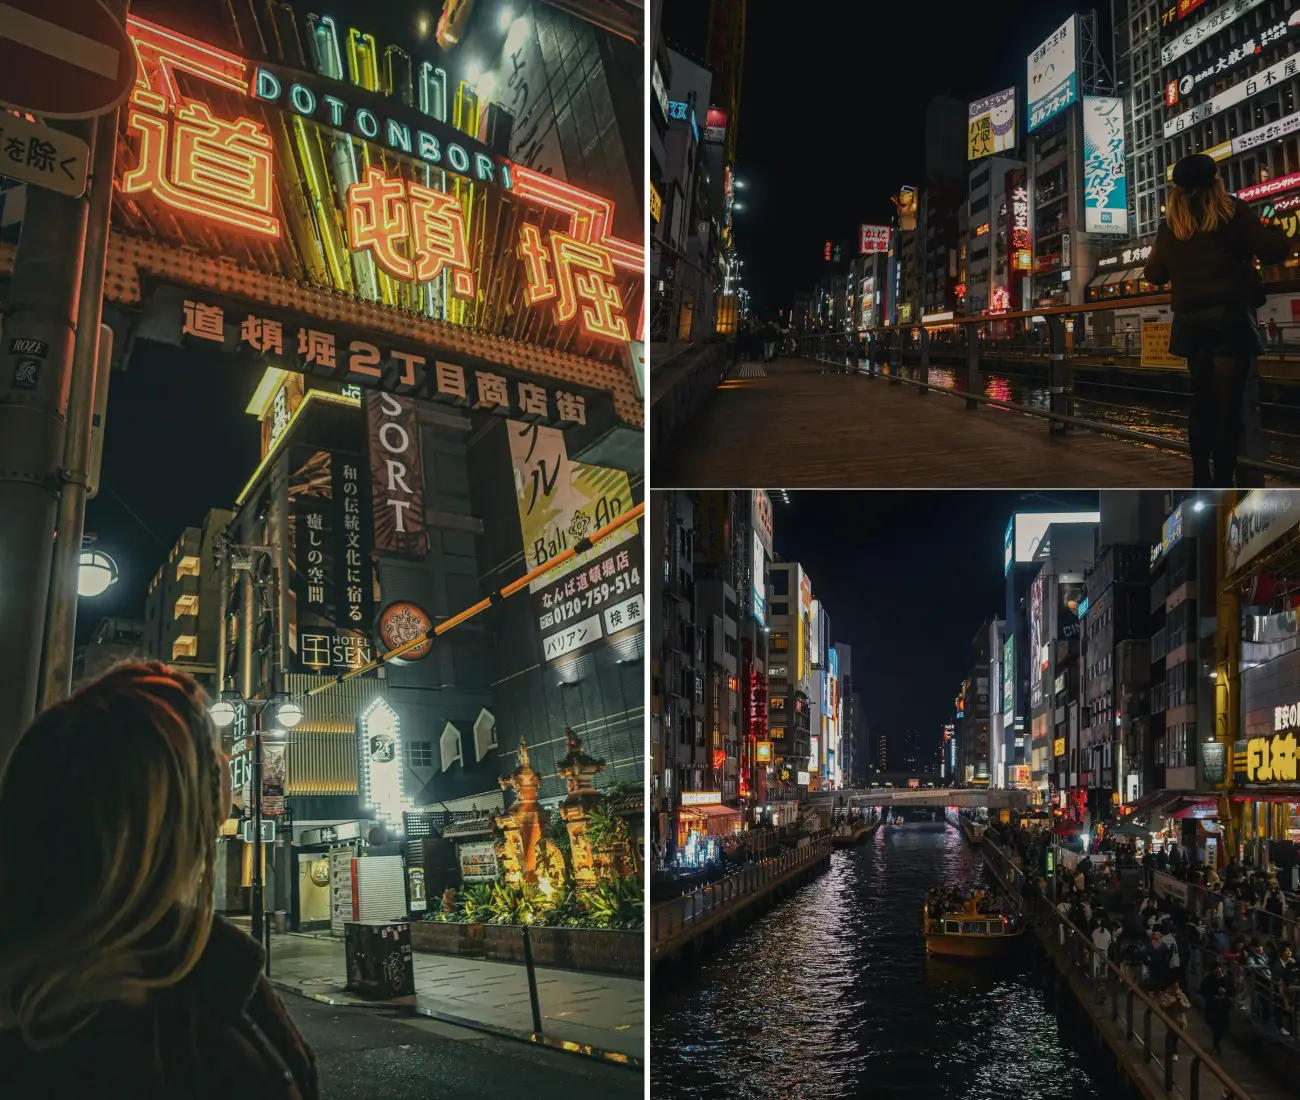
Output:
[0, 112, 88, 197]
[0, 0, 136, 119]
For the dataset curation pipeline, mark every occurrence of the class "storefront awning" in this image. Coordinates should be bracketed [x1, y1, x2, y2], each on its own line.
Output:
[1087, 270, 1114, 288]
[1229, 790, 1300, 803]
[681, 803, 741, 827]
[1103, 270, 1127, 285]
[1120, 789, 1170, 818]
[1168, 799, 1218, 820]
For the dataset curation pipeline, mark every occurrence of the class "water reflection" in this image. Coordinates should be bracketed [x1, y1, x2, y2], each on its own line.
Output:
[651, 827, 1106, 1100]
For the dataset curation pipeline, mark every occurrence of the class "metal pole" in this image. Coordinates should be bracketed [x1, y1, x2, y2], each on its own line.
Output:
[239, 568, 254, 699]
[0, 120, 95, 763]
[251, 706, 264, 947]
[1047, 315, 1068, 435]
[215, 531, 231, 691]
[39, 96, 122, 709]
[521, 925, 544, 1035]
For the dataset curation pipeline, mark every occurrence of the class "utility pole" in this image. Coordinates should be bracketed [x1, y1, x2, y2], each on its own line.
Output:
[39, 97, 121, 708]
[0, 124, 94, 763]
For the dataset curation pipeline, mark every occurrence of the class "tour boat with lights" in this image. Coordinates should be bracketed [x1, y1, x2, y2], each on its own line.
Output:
[923, 888, 1025, 958]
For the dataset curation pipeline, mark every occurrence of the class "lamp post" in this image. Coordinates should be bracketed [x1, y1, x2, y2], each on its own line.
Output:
[211, 688, 302, 945]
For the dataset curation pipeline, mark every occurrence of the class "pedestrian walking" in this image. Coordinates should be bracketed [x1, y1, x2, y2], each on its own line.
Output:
[1200, 960, 1233, 1054]
[1158, 979, 1191, 1063]
[1144, 153, 1289, 486]
[0, 663, 319, 1100]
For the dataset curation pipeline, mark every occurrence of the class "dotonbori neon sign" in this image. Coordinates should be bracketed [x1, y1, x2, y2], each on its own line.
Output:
[117, 16, 642, 343]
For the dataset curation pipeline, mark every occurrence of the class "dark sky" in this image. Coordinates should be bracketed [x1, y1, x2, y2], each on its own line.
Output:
[77, 0, 464, 641]
[769, 490, 1098, 766]
[663, 0, 1110, 314]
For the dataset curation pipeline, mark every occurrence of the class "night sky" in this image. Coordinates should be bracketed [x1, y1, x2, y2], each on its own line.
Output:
[76, 0, 480, 641]
[662, 0, 1110, 315]
[770, 490, 1098, 766]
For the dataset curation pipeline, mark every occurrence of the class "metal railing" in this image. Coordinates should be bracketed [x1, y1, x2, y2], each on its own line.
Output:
[1151, 870, 1300, 948]
[794, 296, 1300, 480]
[650, 831, 832, 950]
[982, 838, 1255, 1100]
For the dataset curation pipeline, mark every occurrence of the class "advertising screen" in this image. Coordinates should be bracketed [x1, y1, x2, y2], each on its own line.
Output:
[1004, 517, 1015, 575]
[1002, 635, 1015, 719]
[968, 87, 1017, 159]
[810, 600, 822, 667]
[1028, 16, 1078, 132]
[752, 530, 767, 624]
[799, 572, 812, 681]
[1012, 511, 1101, 563]
[1029, 574, 1044, 708]
[1083, 97, 1129, 235]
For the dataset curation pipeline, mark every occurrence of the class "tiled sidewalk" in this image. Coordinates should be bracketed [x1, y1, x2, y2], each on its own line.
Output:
[264, 932, 643, 1062]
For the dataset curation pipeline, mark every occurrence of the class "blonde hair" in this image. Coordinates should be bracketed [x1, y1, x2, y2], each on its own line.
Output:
[0, 663, 226, 1047]
[1167, 177, 1235, 241]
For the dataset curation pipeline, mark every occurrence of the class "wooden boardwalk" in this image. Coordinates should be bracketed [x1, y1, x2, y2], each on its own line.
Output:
[655, 357, 1195, 488]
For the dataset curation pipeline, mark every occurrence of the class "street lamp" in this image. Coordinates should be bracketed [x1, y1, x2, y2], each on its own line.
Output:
[77, 549, 118, 597]
[211, 687, 302, 945]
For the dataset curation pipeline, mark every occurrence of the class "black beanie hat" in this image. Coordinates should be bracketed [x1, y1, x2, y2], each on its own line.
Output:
[1172, 153, 1218, 190]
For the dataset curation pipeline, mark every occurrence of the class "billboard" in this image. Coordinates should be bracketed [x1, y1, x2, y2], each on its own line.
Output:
[1027, 16, 1078, 132]
[1004, 518, 1015, 575]
[1083, 97, 1129, 235]
[1029, 573, 1045, 708]
[968, 87, 1017, 160]
[1011, 512, 1101, 564]
[810, 600, 822, 667]
[1002, 635, 1015, 719]
[366, 392, 427, 557]
[798, 572, 813, 683]
[859, 224, 891, 254]
[752, 530, 767, 624]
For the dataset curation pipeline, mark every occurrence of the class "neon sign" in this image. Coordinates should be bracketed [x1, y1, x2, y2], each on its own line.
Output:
[121, 17, 279, 237]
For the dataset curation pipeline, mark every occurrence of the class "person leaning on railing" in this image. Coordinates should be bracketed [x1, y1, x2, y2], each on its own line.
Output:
[1144, 153, 1290, 487]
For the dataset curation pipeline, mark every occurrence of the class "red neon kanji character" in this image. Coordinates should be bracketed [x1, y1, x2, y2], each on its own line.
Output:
[348, 166, 414, 280]
[408, 180, 475, 296]
[518, 226, 630, 342]
[121, 100, 278, 238]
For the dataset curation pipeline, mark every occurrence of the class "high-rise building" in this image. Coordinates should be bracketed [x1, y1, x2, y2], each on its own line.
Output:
[143, 508, 234, 692]
[767, 559, 812, 792]
[964, 155, 1027, 315]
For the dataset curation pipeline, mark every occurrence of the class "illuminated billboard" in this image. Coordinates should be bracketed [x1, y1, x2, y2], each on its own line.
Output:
[859, 224, 891, 254]
[752, 530, 767, 624]
[968, 87, 1016, 159]
[799, 572, 813, 683]
[810, 599, 822, 667]
[1004, 517, 1014, 575]
[1002, 636, 1015, 720]
[1027, 16, 1078, 132]
[1010, 512, 1101, 564]
[1083, 97, 1128, 235]
[115, 14, 644, 364]
[1029, 573, 1045, 709]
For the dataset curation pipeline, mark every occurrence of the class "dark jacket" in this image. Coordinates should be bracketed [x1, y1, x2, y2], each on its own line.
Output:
[1144, 199, 1289, 313]
[0, 916, 318, 1100]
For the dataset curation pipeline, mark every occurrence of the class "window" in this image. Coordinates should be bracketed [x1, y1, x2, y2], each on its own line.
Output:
[174, 593, 199, 618]
[770, 570, 789, 595]
[770, 602, 789, 616]
[406, 741, 434, 767]
[944, 921, 960, 933]
[771, 696, 787, 710]
[770, 632, 789, 651]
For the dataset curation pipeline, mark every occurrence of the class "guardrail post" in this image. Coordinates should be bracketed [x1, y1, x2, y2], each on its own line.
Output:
[1142, 1006, 1152, 1062]
[965, 323, 980, 410]
[1046, 314, 1070, 435]
[918, 327, 929, 395]
[1189, 1056, 1201, 1100]
[888, 328, 901, 384]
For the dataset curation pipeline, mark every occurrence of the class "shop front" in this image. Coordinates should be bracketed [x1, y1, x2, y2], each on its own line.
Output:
[1084, 244, 1157, 305]
[677, 791, 742, 857]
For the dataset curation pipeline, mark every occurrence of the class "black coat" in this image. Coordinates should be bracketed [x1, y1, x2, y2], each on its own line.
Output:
[0, 917, 318, 1100]
[1145, 200, 1289, 359]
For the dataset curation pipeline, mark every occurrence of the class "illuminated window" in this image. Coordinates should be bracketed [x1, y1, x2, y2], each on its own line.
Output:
[771, 696, 787, 710]
[770, 633, 789, 651]
[174, 594, 199, 618]
[176, 555, 201, 579]
[172, 635, 198, 659]
[405, 741, 433, 768]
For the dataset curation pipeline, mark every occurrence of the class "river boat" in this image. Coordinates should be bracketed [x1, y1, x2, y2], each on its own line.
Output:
[923, 890, 1025, 958]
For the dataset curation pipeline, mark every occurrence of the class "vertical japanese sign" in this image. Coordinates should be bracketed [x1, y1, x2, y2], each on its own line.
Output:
[262, 742, 286, 815]
[1029, 572, 1045, 708]
[1027, 16, 1078, 132]
[508, 421, 640, 665]
[486, 3, 567, 180]
[1083, 97, 1128, 235]
[289, 448, 374, 673]
[366, 392, 428, 557]
[967, 87, 1017, 160]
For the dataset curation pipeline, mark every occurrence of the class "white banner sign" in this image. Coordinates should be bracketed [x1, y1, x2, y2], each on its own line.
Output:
[1164, 50, 1300, 137]
[1162, 0, 1268, 66]
[1226, 491, 1300, 574]
[1028, 16, 1078, 132]
[1083, 97, 1128, 235]
[1233, 109, 1300, 154]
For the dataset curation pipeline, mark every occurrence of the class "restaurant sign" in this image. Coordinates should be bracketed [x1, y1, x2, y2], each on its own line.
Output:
[1226, 490, 1300, 573]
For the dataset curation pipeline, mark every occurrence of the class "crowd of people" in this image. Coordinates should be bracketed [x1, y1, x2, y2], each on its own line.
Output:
[988, 819, 1300, 1060]
[733, 322, 781, 363]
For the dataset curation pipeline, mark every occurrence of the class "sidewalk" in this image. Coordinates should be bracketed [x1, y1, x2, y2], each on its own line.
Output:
[263, 932, 643, 1064]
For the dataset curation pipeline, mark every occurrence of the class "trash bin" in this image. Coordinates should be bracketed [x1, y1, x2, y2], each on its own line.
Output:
[343, 920, 414, 999]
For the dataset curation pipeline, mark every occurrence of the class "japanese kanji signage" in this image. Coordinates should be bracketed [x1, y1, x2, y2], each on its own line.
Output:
[365, 392, 428, 558]
[858, 224, 891, 255]
[288, 447, 374, 673]
[508, 418, 639, 667]
[535, 534, 643, 666]
[0, 113, 89, 198]
[1165, 16, 1296, 107]
[967, 87, 1016, 161]
[116, 16, 644, 352]
[1083, 97, 1128, 235]
[1164, 48, 1299, 137]
[176, 295, 602, 431]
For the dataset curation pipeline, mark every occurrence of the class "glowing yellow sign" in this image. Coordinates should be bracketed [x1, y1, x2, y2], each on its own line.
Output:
[1246, 732, 1297, 782]
[1053, 737, 1066, 758]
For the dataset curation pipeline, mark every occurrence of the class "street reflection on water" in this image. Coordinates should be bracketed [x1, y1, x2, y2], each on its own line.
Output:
[651, 827, 1109, 1100]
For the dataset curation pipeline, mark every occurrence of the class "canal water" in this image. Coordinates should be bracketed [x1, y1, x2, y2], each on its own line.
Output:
[651, 824, 1127, 1100]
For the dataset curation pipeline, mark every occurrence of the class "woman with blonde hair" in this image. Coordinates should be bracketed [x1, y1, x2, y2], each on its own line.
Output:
[0, 663, 318, 1099]
[1145, 153, 1289, 486]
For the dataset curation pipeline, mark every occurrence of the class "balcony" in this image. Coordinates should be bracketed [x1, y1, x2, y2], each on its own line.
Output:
[175, 554, 200, 581]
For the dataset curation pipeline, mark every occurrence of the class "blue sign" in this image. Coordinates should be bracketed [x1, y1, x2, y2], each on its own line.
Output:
[667, 100, 699, 144]
[1004, 517, 1014, 575]
[1083, 96, 1129, 235]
